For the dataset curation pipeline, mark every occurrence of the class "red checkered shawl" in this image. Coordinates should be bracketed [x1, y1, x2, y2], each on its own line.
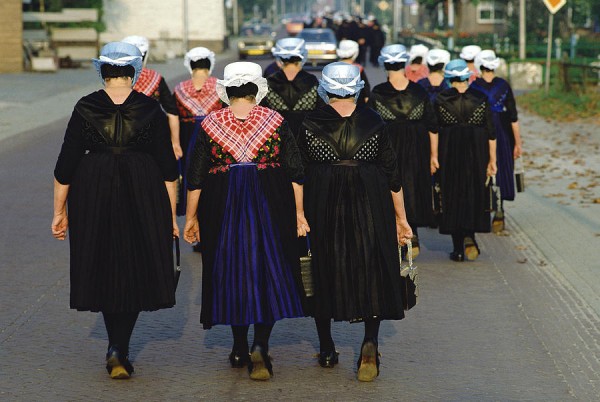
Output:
[174, 77, 221, 117]
[134, 68, 162, 97]
[201, 106, 283, 163]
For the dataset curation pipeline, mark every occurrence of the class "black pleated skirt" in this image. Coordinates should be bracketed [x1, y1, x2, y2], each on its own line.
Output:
[67, 152, 176, 313]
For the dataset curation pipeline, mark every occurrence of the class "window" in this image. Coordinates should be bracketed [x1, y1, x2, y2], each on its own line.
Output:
[477, 2, 506, 24]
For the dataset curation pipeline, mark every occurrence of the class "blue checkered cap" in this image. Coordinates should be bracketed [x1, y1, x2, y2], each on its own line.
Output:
[444, 59, 473, 81]
[377, 44, 409, 66]
[317, 62, 365, 103]
[92, 41, 143, 86]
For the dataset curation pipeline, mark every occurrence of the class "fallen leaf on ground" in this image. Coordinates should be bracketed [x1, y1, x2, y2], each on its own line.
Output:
[515, 245, 527, 250]
[517, 258, 528, 264]
[538, 260, 547, 266]
[568, 182, 579, 189]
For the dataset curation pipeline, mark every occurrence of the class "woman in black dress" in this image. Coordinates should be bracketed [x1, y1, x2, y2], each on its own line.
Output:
[370, 44, 438, 258]
[300, 62, 413, 382]
[262, 37, 323, 139]
[471, 50, 523, 233]
[433, 59, 497, 261]
[183, 62, 308, 381]
[52, 42, 179, 379]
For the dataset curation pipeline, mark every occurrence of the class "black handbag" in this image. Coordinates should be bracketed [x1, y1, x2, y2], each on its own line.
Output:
[299, 235, 314, 297]
[174, 236, 181, 290]
[485, 175, 501, 213]
[400, 240, 419, 310]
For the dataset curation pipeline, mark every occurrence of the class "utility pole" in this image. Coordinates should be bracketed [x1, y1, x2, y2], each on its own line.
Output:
[519, 0, 526, 59]
[233, 0, 239, 36]
[183, 0, 189, 52]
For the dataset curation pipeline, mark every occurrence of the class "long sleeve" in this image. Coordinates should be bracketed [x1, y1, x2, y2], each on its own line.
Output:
[279, 122, 304, 184]
[484, 101, 496, 141]
[54, 109, 86, 185]
[186, 128, 212, 190]
[150, 111, 178, 181]
[377, 129, 402, 192]
[504, 85, 518, 123]
[158, 78, 179, 116]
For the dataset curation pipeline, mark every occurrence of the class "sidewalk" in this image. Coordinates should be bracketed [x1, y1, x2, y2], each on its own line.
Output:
[1, 57, 600, 400]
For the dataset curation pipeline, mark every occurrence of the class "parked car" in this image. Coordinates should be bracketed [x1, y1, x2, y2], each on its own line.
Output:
[296, 28, 337, 67]
[238, 23, 276, 59]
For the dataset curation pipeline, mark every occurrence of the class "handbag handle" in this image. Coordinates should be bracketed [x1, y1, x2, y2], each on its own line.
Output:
[174, 236, 181, 270]
[305, 233, 312, 258]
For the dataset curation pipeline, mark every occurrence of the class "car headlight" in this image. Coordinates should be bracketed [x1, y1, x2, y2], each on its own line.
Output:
[238, 42, 246, 49]
[266, 40, 274, 48]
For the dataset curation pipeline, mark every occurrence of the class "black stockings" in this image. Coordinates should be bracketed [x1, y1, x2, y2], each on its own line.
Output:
[231, 323, 274, 352]
[102, 312, 139, 356]
[315, 317, 382, 352]
[451, 231, 476, 253]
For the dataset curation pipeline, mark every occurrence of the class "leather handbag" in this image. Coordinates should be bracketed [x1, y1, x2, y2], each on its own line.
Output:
[485, 175, 501, 213]
[400, 239, 419, 310]
[174, 236, 181, 290]
[299, 235, 314, 297]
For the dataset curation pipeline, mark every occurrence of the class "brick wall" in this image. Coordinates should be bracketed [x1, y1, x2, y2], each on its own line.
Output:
[101, 0, 225, 55]
[0, 0, 23, 73]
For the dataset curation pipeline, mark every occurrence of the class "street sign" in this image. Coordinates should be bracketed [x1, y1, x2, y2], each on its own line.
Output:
[542, 0, 567, 14]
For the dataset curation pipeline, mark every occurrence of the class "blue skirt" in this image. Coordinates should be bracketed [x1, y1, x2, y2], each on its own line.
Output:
[492, 111, 515, 201]
[210, 163, 304, 326]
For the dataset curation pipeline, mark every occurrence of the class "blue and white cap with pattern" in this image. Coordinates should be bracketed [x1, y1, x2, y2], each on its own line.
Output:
[92, 41, 143, 86]
[377, 44, 409, 66]
[444, 59, 473, 81]
[272, 38, 308, 64]
[317, 62, 364, 103]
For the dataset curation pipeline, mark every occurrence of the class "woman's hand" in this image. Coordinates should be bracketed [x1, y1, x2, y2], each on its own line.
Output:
[51, 212, 68, 240]
[172, 143, 183, 160]
[297, 213, 310, 237]
[183, 218, 200, 244]
[172, 217, 180, 239]
[430, 156, 439, 175]
[487, 160, 498, 177]
[513, 143, 522, 159]
[396, 217, 413, 246]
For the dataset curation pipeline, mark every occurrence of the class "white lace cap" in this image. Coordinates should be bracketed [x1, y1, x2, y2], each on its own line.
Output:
[336, 39, 359, 60]
[426, 49, 450, 66]
[459, 45, 482, 61]
[215, 62, 268, 104]
[184, 47, 216, 75]
[122, 35, 150, 65]
[409, 44, 429, 63]
[475, 49, 500, 72]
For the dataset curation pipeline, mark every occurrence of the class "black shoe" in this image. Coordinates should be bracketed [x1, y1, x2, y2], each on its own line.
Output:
[357, 339, 379, 382]
[105, 345, 134, 379]
[192, 242, 202, 253]
[449, 251, 464, 262]
[318, 350, 339, 368]
[248, 344, 272, 380]
[229, 349, 249, 368]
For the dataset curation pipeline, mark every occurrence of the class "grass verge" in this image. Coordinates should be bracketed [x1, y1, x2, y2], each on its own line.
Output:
[517, 89, 600, 123]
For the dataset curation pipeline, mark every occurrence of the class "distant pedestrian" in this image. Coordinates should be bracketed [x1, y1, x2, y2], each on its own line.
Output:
[367, 18, 385, 67]
[405, 44, 429, 82]
[336, 39, 371, 105]
[459, 45, 482, 84]
[183, 62, 307, 381]
[262, 38, 323, 139]
[300, 62, 412, 382]
[470, 50, 522, 232]
[122, 36, 182, 159]
[370, 44, 438, 258]
[52, 42, 179, 379]
[433, 59, 497, 261]
[173, 47, 223, 252]
[417, 49, 451, 102]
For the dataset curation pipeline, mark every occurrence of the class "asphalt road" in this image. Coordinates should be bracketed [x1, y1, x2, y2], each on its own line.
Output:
[1, 49, 600, 401]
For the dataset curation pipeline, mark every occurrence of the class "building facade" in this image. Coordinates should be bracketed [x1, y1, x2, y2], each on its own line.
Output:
[100, 0, 226, 58]
[0, 0, 23, 73]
